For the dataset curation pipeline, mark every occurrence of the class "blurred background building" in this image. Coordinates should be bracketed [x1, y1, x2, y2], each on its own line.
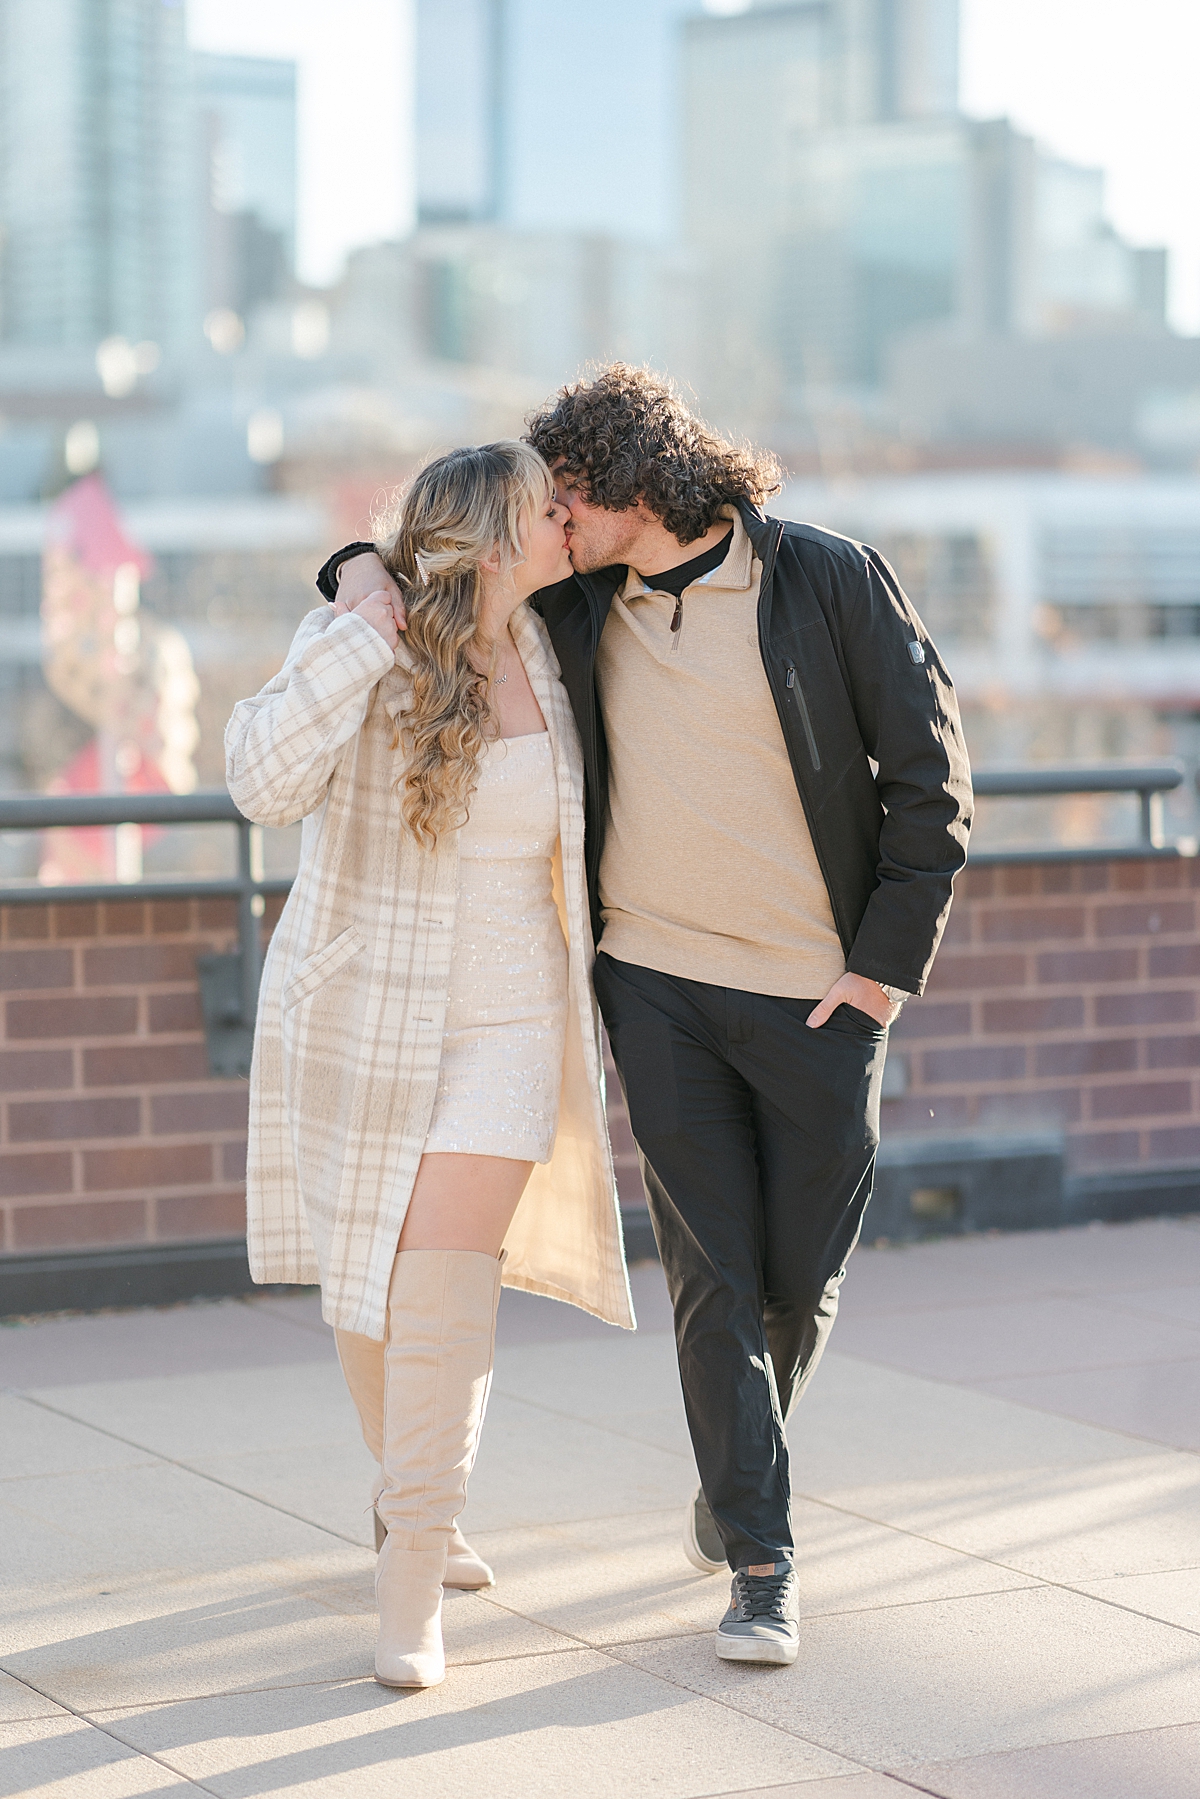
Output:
[0, 0, 1197, 857]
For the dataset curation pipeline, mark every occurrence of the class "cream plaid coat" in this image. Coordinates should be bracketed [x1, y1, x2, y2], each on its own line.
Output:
[225, 602, 635, 1341]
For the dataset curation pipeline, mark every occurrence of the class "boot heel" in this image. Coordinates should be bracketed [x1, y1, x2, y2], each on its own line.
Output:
[375, 1540, 446, 1688]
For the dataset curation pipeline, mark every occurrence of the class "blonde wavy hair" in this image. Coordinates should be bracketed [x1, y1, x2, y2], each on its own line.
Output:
[374, 440, 555, 847]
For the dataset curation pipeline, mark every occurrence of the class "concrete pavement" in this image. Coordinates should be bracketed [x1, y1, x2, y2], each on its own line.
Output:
[2, 1216, 1199, 1797]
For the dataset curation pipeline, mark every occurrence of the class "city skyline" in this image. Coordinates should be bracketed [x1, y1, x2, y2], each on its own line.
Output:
[189, 0, 1200, 332]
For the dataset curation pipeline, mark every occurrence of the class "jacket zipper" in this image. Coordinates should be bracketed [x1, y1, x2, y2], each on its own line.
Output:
[787, 665, 821, 770]
[753, 514, 852, 956]
[670, 594, 683, 650]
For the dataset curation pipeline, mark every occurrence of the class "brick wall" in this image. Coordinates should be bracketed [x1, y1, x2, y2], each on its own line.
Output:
[0, 898, 253, 1255]
[4, 853, 1197, 1261]
[887, 853, 1200, 1175]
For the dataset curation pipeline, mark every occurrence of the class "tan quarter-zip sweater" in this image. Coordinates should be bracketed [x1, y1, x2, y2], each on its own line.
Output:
[594, 509, 847, 1000]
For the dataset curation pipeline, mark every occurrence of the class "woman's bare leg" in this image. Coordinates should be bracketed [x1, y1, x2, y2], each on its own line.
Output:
[398, 1152, 534, 1255]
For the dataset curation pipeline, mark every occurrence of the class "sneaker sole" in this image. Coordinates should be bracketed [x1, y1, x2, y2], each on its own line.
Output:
[682, 1501, 726, 1575]
[715, 1632, 798, 1666]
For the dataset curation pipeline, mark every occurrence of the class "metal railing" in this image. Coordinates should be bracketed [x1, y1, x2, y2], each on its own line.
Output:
[0, 790, 288, 1070]
[970, 762, 1186, 863]
[0, 765, 1189, 1062]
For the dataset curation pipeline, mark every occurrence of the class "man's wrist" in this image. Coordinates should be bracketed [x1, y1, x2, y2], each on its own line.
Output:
[315, 542, 379, 603]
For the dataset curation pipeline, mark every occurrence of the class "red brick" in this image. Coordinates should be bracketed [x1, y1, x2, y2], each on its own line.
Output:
[222, 1139, 247, 1181]
[891, 1001, 972, 1040]
[83, 1043, 210, 1086]
[877, 1095, 973, 1132]
[8, 1097, 140, 1142]
[147, 992, 203, 1034]
[999, 865, 1038, 896]
[156, 1190, 246, 1240]
[1034, 1038, 1137, 1077]
[982, 996, 1084, 1034]
[99, 901, 147, 936]
[1040, 866, 1074, 895]
[923, 1045, 1027, 1084]
[7, 996, 137, 1040]
[49, 903, 100, 938]
[83, 1143, 213, 1191]
[959, 867, 995, 899]
[13, 1198, 145, 1249]
[150, 900, 193, 934]
[980, 905, 1086, 943]
[1113, 861, 1150, 891]
[198, 898, 237, 930]
[83, 942, 199, 986]
[3, 908, 50, 939]
[1087, 1081, 1192, 1121]
[1147, 1125, 1200, 1163]
[1036, 948, 1139, 985]
[1079, 864, 1110, 893]
[1147, 1035, 1200, 1070]
[151, 1090, 248, 1134]
[1096, 990, 1194, 1027]
[0, 948, 74, 991]
[1069, 1131, 1142, 1170]
[0, 1150, 73, 1196]
[925, 953, 1028, 992]
[1149, 861, 1185, 889]
[0, 1049, 74, 1092]
[1095, 900, 1194, 938]
[938, 909, 974, 946]
[977, 1086, 1080, 1127]
[1148, 944, 1200, 979]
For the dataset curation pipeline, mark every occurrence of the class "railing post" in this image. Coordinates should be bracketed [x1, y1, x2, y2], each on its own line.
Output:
[1140, 789, 1164, 848]
[236, 819, 263, 1028]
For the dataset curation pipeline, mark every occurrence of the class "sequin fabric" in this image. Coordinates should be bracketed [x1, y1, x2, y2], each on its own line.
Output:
[423, 732, 568, 1163]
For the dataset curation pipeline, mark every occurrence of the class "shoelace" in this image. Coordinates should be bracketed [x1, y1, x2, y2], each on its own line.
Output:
[730, 1570, 794, 1622]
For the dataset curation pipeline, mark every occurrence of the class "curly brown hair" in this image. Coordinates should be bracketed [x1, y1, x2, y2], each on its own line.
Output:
[525, 364, 781, 546]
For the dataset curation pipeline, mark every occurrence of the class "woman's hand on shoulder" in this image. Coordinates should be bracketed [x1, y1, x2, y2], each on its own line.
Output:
[333, 587, 401, 649]
[333, 552, 408, 633]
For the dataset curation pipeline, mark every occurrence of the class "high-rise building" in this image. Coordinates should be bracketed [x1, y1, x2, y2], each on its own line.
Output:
[0, 0, 195, 349]
[681, 0, 1167, 421]
[415, 0, 698, 242]
[193, 52, 298, 321]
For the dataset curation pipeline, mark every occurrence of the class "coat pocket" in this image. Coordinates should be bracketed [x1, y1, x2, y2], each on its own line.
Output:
[282, 924, 365, 1013]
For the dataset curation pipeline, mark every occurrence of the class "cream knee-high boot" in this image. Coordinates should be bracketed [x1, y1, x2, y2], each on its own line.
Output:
[373, 1248, 503, 1689]
[334, 1328, 496, 1587]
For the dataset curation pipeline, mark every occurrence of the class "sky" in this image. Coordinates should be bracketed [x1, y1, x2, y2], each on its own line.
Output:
[189, 0, 1200, 333]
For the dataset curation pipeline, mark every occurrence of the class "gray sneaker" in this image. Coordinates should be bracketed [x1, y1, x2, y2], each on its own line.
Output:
[682, 1487, 726, 1573]
[715, 1562, 799, 1665]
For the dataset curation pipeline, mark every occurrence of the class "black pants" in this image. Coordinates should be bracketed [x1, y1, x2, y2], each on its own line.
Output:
[594, 953, 886, 1573]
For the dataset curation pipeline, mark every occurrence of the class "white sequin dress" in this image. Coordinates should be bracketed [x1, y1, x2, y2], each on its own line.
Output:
[423, 732, 568, 1163]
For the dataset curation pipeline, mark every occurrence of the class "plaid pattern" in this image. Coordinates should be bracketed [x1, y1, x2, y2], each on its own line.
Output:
[226, 604, 635, 1340]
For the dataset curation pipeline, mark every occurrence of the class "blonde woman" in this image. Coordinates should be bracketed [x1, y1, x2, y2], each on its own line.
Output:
[225, 442, 633, 1690]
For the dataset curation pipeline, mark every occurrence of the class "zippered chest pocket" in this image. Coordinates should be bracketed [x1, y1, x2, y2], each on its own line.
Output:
[785, 664, 821, 771]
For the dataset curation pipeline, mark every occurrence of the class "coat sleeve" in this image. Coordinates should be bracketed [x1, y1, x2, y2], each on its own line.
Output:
[838, 551, 973, 995]
[225, 606, 397, 827]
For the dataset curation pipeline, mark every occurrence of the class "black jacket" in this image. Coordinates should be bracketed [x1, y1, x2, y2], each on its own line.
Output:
[317, 502, 973, 996]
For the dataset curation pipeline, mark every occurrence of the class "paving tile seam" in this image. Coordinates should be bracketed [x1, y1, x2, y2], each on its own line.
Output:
[0, 1666, 221, 1795]
[828, 1350, 1200, 1457]
[46, 1649, 599, 1720]
[785, 1486, 1200, 1640]
[488, 1382, 695, 1459]
[840, 1274, 1200, 1322]
[594, 1638, 934, 1783]
[10, 1390, 372, 1550]
[973, 1349, 1200, 1382]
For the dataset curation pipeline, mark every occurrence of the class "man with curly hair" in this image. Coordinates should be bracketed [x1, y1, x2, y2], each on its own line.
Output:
[320, 364, 973, 1667]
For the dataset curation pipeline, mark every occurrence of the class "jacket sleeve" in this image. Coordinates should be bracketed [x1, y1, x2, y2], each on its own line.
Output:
[839, 551, 973, 995]
[225, 606, 396, 827]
